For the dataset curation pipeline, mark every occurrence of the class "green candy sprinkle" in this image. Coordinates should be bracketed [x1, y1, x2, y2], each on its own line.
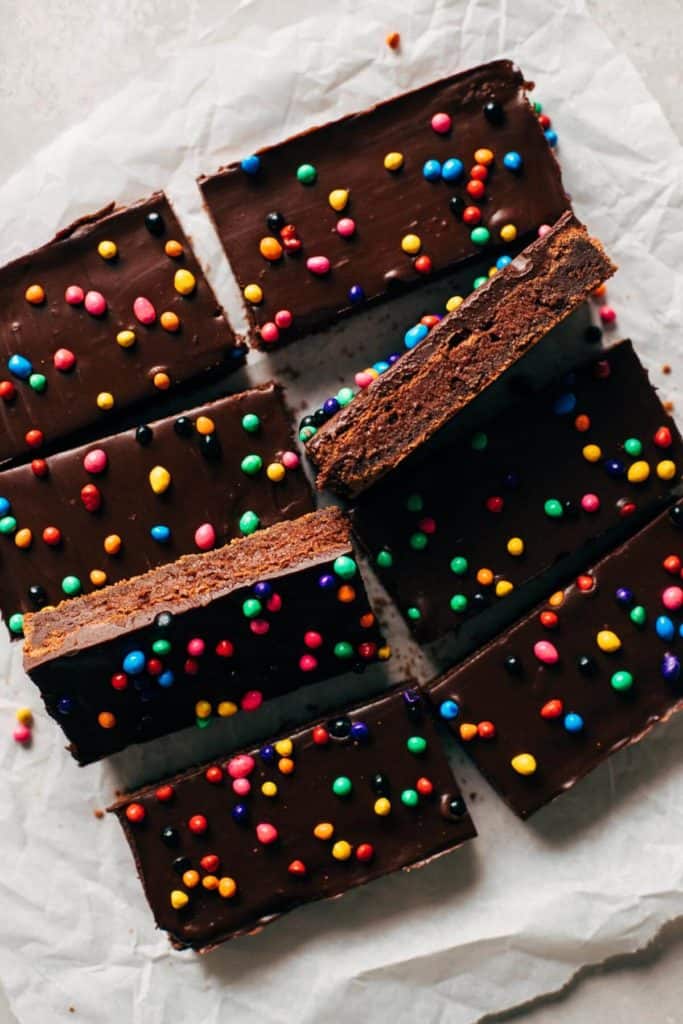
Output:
[0, 516, 17, 535]
[611, 669, 634, 692]
[401, 789, 419, 807]
[8, 613, 24, 635]
[196, 717, 212, 729]
[410, 531, 428, 551]
[406, 736, 427, 755]
[241, 413, 261, 433]
[544, 498, 564, 519]
[332, 776, 353, 797]
[296, 163, 317, 185]
[533, 101, 543, 114]
[152, 638, 172, 655]
[242, 597, 262, 619]
[450, 594, 468, 613]
[239, 510, 260, 535]
[61, 575, 82, 596]
[299, 426, 317, 443]
[471, 432, 488, 451]
[240, 454, 263, 476]
[470, 227, 491, 246]
[337, 387, 354, 407]
[450, 556, 469, 576]
[473, 274, 488, 288]
[334, 641, 354, 659]
[333, 555, 357, 580]
[406, 606, 422, 621]
[29, 373, 47, 393]
[624, 437, 642, 457]
[405, 493, 423, 512]
[629, 605, 647, 627]
[376, 549, 393, 569]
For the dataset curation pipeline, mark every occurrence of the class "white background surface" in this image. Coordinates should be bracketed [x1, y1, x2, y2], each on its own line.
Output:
[1, 1, 683, 1022]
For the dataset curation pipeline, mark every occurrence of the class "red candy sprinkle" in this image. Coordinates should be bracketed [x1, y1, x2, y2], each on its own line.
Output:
[593, 360, 611, 379]
[146, 658, 163, 676]
[418, 516, 437, 534]
[420, 315, 440, 329]
[42, 526, 61, 546]
[64, 285, 85, 305]
[355, 843, 375, 863]
[184, 658, 199, 675]
[663, 555, 681, 575]
[256, 822, 278, 845]
[241, 690, 263, 712]
[282, 236, 302, 253]
[470, 164, 489, 181]
[188, 814, 208, 834]
[462, 206, 482, 225]
[486, 496, 504, 513]
[155, 785, 175, 802]
[80, 483, 102, 512]
[540, 699, 564, 719]
[299, 654, 318, 672]
[53, 348, 76, 372]
[200, 854, 220, 873]
[466, 179, 486, 199]
[187, 637, 205, 657]
[125, 803, 146, 823]
[416, 776, 434, 795]
[654, 426, 673, 449]
[577, 574, 595, 592]
[250, 619, 270, 636]
[312, 726, 329, 745]
[25, 429, 44, 449]
[205, 766, 223, 784]
[304, 631, 323, 649]
[599, 306, 616, 324]
[111, 672, 128, 690]
[414, 254, 432, 275]
[274, 309, 293, 329]
[267, 593, 282, 612]
[618, 499, 637, 518]
[260, 322, 280, 345]
[0, 381, 16, 401]
[540, 610, 559, 629]
[31, 459, 48, 478]
[288, 859, 307, 876]
[358, 642, 377, 660]
[477, 720, 496, 739]
[215, 639, 234, 657]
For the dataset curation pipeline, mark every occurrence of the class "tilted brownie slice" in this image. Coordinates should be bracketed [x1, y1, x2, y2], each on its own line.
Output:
[199, 59, 569, 347]
[0, 381, 312, 635]
[352, 341, 682, 643]
[23, 508, 388, 764]
[110, 686, 476, 951]
[425, 500, 683, 818]
[0, 192, 243, 463]
[306, 212, 616, 498]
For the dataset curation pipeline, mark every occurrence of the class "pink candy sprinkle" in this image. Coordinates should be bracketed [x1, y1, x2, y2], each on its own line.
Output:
[274, 309, 293, 329]
[256, 822, 278, 845]
[233, 778, 251, 796]
[266, 593, 282, 613]
[227, 754, 255, 779]
[53, 348, 77, 372]
[419, 516, 437, 534]
[133, 296, 156, 324]
[13, 724, 31, 744]
[260, 322, 279, 344]
[304, 631, 323, 649]
[336, 218, 356, 238]
[83, 448, 108, 475]
[241, 690, 263, 712]
[581, 493, 601, 513]
[599, 305, 617, 324]
[64, 285, 84, 305]
[537, 224, 552, 238]
[306, 256, 331, 276]
[662, 586, 683, 611]
[194, 523, 216, 551]
[299, 654, 318, 672]
[431, 112, 452, 134]
[355, 371, 374, 388]
[281, 451, 299, 470]
[250, 619, 270, 636]
[84, 290, 107, 316]
[186, 637, 206, 657]
[534, 640, 559, 665]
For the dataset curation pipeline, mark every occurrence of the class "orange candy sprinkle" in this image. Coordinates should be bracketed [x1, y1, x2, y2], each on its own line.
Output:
[25, 284, 45, 305]
[574, 414, 591, 432]
[337, 585, 356, 603]
[259, 236, 283, 261]
[164, 239, 184, 258]
[476, 568, 494, 586]
[160, 311, 180, 332]
[98, 711, 116, 729]
[153, 371, 171, 390]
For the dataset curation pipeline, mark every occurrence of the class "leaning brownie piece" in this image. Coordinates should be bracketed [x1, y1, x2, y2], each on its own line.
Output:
[306, 212, 616, 498]
[110, 686, 475, 951]
[353, 341, 682, 643]
[426, 500, 683, 818]
[0, 193, 243, 463]
[23, 508, 388, 764]
[199, 59, 569, 346]
[0, 382, 312, 636]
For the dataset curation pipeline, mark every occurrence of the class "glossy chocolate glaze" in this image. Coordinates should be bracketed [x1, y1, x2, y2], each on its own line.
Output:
[23, 509, 387, 764]
[0, 193, 243, 463]
[199, 60, 569, 346]
[0, 382, 312, 629]
[426, 500, 683, 818]
[111, 687, 476, 950]
[352, 341, 683, 643]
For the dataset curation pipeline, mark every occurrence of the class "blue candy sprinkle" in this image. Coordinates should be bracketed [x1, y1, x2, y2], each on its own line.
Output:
[8, 354, 33, 380]
[496, 255, 513, 270]
[422, 159, 442, 181]
[388, 353, 401, 365]
[564, 712, 584, 733]
[439, 699, 460, 720]
[151, 525, 171, 543]
[504, 472, 520, 489]
[604, 458, 625, 478]
[348, 284, 365, 304]
[373, 361, 390, 374]
[323, 397, 340, 416]
[240, 155, 261, 175]
[123, 650, 146, 675]
[503, 151, 523, 171]
[57, 697, 74, 715]
[679, 624, 683, 638]
[441, 157, 464, 182]
[254, 581, 272, 598]
[260, 744, 276, 762]
[656, 615, 675, 641]
[231, 803, 249, 823]
[661, 652, 680, 682]
[0, 498, 10, 517]
[158, 671, 175, 688]
[615, 587, 633, 605]
[545, 130, 558, 147]
[318, 573, 335, 590]
[350, 721, 370, 742]
[404, 323, 429, 350]
[553, 392, 576, 416]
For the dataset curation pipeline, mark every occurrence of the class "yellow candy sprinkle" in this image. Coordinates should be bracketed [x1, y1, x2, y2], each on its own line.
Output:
[314, 822, 334, 840]
[488, 266, 498, 278]
[25, 284, 45, 305]
[549, 590, 565, 608]
[267, 462, 286, 482]
[244, 283, 263, 304]
[195, 700, 212, 719]
[149, 465, 171, 494]
[274, 739, 293, 756]
[160, 311, 180, 332]
[153, 371, 171, 390]
[170, 890, 189, 910]
[182, 870, 200, 889]
[218, 876, 237, 899]
[384, 151, 404, 172]
[378, 645, 392, 661]
[627, 460, 650, 484]
[328, 188, 349, 211]
[98, 711, 116, 729]
[507, 537, 524, 556]
[332, 840, 352, 861]
[14, 528, 32, 549]
[374, 797, 391, 816]
[174, 269, 196, 295]
[90, 570, 107, 587]
[261, 781, 278, 797]
[459, 723, 478, 742]
[474, 148, 494, 165]
[511, 753, 537, 776]
[582, 444, 602, 463]
[196, 416, 215, 435]
[446, 295, 464, 313]
[496, 579, 514, 598]
[597, 629, 621, 653]
[278, 757, 295, 775]
[477, 568, 494, 586]
[97, 391, 114, 410]
[97, 240, 117, 260]
[164, 239, 184, 258]
[202, 875, 219, 891]
[401, 233, 421, 255]
[217, 701, 237, 718]
[16, 707, 32, 726]
[499, 224, 517, 242]
[657, 460, 677, 480]
[104, 534, 122, 555]
[116, 329, 136, 348]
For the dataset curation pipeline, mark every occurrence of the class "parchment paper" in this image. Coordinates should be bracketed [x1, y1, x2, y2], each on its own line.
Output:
[1, 1, 682, 1022]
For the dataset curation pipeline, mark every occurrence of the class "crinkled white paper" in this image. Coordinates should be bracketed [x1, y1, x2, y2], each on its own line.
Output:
[1, 1, 682, 1022]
